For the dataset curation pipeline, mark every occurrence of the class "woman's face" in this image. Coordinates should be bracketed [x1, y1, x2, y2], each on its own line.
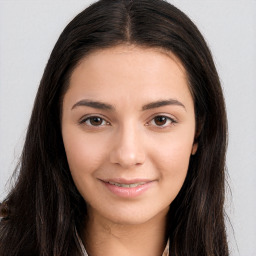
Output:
[61, 45, 197, 225]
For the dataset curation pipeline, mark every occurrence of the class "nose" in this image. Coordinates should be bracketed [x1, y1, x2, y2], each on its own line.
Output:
[109, 125, 145, 168]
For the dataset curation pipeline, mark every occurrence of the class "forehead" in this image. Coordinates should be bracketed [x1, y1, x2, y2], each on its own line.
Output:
[74, 44, 187, 79]
[64, 44, 192, 109]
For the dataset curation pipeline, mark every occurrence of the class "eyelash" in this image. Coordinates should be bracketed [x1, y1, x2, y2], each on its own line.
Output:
[146, 115, 177, 128]
[79, 115, 177, 128]
[79, 116, 110, 127]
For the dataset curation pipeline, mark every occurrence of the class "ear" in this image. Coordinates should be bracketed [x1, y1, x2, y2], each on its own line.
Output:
[191, 142, 198, 155]
[191, 115, 204, 155]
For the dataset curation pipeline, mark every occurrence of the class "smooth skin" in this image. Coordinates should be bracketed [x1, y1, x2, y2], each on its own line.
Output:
[61, 45, 198, 256]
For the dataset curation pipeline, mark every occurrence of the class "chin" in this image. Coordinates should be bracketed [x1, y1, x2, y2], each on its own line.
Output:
[89, 203, 170, 226]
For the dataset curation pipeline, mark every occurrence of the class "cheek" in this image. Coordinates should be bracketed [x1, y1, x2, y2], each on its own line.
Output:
[149, 133, 193, 194]
[163, 144, 191, 170]
[62, 130, 110, 201]
[62, 128, 108, 180]
[150, 128, 193, 169]
[159, 145, 191, 184]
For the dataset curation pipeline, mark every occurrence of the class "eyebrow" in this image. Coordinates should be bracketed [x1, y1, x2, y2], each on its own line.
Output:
[142, 99, 186, 111]
[71, 99, 186, 111]
[72, 100, 114, 110]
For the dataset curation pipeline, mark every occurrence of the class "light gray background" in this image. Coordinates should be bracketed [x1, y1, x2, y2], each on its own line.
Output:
[0, 1, 255, 255]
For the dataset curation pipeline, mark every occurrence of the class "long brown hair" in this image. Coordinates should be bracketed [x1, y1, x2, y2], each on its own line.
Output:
[0, 0, 229, 255]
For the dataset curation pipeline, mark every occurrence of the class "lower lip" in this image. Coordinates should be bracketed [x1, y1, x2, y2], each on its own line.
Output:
[102, 181, 154, 198]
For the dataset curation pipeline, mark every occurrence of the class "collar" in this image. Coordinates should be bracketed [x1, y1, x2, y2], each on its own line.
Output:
[76, 228, 169, 256]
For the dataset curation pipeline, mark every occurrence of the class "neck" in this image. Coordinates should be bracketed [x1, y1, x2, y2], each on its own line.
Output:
[82, 208, 169, 256]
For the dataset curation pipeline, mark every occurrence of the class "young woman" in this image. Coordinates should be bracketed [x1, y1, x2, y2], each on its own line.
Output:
[0, 0, 229, 255]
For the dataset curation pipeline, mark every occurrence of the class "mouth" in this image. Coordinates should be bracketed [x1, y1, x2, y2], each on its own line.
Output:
[100, 178, 155, 198]
[107, 181, 148, 188]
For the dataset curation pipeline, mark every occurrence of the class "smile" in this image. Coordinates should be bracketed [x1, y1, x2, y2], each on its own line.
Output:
[108, 181, 147, 188]
[101, 179, 155, 198]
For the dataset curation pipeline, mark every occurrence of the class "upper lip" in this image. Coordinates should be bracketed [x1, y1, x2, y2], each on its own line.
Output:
[100, 178, 154, 184]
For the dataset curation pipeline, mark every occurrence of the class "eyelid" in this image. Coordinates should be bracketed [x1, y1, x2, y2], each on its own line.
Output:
[79, 114, 111, 126]
[145, 113, 178, 127]
[78, 113, 177, 128]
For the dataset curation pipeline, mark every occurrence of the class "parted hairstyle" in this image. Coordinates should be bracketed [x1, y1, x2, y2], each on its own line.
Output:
[0, 0, 229, 255]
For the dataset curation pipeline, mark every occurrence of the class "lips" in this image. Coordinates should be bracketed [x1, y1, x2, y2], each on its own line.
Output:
[100, 178, 155, 198]
[108, 181, 148, 188]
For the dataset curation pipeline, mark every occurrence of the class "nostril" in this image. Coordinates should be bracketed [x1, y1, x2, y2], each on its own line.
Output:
[110, 147, 145, 167]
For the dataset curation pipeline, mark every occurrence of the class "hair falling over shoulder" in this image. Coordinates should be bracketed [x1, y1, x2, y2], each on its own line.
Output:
[0, 0, 229, 255]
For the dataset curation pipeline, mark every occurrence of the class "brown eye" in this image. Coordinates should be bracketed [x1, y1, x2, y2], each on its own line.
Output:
[147, 115, 176, 128]
[83, 116, 108, 126]
[154, 116, 168, 126]
[89, 117, 103, 126]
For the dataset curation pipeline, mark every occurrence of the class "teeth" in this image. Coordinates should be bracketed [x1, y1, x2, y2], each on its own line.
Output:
[108, 181, 146, 188]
